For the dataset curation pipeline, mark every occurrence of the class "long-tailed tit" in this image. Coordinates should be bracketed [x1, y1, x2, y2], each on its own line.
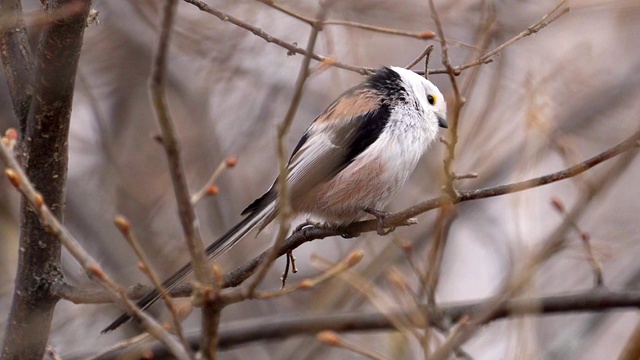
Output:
[102, 66, 447, 333]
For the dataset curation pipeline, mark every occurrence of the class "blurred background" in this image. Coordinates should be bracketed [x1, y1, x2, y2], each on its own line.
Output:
[1, 0, 640, 358]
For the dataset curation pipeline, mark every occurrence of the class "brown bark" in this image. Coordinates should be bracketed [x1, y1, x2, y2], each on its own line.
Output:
[1, 1, 92, 359]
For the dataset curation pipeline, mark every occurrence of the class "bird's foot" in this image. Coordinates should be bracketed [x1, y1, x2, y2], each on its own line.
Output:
[294, 219, 317, 232]
[295, 218, 360, 238]
[364, 207, 395, 236]
[280, 251, 298, 289]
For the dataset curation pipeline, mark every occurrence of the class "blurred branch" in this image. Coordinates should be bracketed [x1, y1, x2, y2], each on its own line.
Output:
[551, 198, 604, 286]
[314, 254, 422, 342]
[191, 155, 236, 205]
[86, 333, 151, 360]
[431, 128, 640, 359]
[322, 19, 435, 40]
[183, 0, 374, 75]
[256, 0, 497, 55]
[317, 330, 389, 360]
[223, 251, 364, 306]
[415, 0, 570, 76]
[0, 0, 34, 128]
[184, 0, 568, 78]
[254, 0, 435, 40]
[92, 289, 640, 358]
[617, 319, 640, 360]
[424, 205, 456, 305]
[254, 0, 315, 24]
[481, 0, 570, 63]
[455, 129, 639, 202]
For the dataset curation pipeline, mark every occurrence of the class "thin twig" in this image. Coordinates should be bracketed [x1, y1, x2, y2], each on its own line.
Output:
[317, 331, 390, 360]
[86, 333, 151, 360]
[550, 198, 604, 286]
[183, 0, 374, 75]
[405, 45, 434, 71]
[428, 0, 463, 199]
[190, 155, 237, 205]
[152, 0, 210, 285]
[113, 216, 192, 358]
[151, 0, 216, 357]
[430, 130, 639, 360]
[459, 0, 570, 74]
[322, 19, 435, 40]
[420, 1, 570, 76]
[254, 0, 435, 40]
[45, 347, 62, 360]
[313, 254, 422, 342]
[183, 0, 568, 79]
[254, 0, 315, 24]
[424, 205, 456, 306]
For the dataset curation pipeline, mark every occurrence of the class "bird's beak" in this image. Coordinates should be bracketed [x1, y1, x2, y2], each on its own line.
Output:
[437, 114, 448, 129]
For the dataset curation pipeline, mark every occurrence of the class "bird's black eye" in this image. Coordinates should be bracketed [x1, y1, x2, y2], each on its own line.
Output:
[427, 94, 436, 105]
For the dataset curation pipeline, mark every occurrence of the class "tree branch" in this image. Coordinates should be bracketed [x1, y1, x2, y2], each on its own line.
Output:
[150, 0, 213, 357]
[0, 0, 34, 128]
[1, 1, 91, 359]
[88, 289, 640, 358]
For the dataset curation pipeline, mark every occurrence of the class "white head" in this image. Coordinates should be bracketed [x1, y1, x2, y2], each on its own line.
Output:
[388, 66, 448, 129]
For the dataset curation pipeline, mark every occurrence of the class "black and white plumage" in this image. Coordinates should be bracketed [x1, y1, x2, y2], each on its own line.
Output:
[102, 66, 447, 333]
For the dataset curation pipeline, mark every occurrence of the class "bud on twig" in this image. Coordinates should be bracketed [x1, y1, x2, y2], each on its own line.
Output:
[317, 331, 341, 346]
[5, 169, 20, 187]
[224, 155, 238, 168]
[114, 215, 132, 234]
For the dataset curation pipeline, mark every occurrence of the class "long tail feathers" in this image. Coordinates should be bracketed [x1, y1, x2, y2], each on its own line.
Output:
[100, 204, 274, 333]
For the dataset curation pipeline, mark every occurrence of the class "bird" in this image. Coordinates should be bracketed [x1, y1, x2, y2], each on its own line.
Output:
[102, 66, 448, 333]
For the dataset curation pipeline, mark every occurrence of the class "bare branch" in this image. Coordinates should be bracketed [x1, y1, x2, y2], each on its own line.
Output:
[151, 1, 217, 357]
[114, 216, 193, 358]
[317, 330, 389, 360]
[0, 0, 34, 127]
[1, 1, 92, 359]
[322, 19, 435, 40]
[191, 155, 237, 205]
[152, 0, 211, 285]
[183, 0, 375, 75]
[430, 128, 639, 359]
[91, 289, 640, 359]
[420, 1, 570, 76]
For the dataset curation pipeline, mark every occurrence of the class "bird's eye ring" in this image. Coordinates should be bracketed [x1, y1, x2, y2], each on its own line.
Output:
[427, 94, 436, 105]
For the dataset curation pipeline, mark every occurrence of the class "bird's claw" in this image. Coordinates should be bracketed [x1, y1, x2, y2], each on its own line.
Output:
[364, 207, 395, 236]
